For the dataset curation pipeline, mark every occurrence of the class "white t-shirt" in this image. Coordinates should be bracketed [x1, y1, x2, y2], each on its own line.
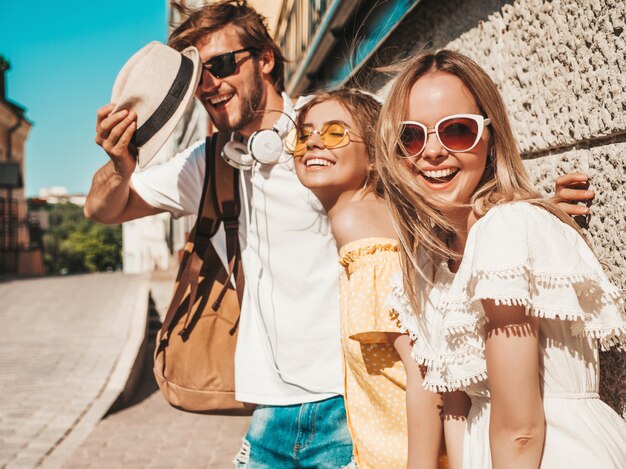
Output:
[132, 95, 344, 405]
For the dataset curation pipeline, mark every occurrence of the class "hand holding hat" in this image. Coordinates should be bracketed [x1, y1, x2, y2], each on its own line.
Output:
[100, 41, 202, 169]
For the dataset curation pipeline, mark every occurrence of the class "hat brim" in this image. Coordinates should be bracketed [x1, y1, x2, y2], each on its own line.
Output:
[136, 46, 202, 168]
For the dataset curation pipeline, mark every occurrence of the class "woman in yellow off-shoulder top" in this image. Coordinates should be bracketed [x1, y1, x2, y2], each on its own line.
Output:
[338, 238, 408, 468]
[291, 88, 443, 469]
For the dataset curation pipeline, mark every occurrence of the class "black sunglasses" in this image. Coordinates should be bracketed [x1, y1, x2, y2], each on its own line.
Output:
[200, 47, 257, 81]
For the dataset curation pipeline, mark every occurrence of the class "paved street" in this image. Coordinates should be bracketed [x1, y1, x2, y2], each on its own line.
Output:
[0, 271, 250, 469]
[0, 273, 148, 468]
[62, 335, 250, 469]
[62, 269, 251, 469]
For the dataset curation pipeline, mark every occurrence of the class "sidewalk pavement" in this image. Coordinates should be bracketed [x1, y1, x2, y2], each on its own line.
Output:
[61, 362, 250, 469]
[61, 269, 250, 469]
[0, 272, 149, 469]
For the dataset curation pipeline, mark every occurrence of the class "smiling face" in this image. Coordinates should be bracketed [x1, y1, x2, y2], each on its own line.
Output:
[404, 71, 490, 208]
[293, 99, 369, 203]
[194, 24, 268, 134]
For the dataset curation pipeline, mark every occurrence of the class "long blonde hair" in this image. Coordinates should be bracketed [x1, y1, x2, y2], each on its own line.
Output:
[376, 49, 586, 312]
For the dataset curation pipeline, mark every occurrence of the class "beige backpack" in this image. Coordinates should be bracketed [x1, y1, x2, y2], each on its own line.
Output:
[153, 132, 251, 413]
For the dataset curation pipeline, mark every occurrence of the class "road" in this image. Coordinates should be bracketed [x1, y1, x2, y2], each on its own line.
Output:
[0, 272, 148, 468]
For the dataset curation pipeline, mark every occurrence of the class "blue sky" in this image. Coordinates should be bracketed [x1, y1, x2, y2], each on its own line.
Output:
[0, 1, 167, 196]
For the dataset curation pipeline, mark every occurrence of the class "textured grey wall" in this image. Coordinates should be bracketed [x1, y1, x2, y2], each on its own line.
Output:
[364, 0, 625, 414]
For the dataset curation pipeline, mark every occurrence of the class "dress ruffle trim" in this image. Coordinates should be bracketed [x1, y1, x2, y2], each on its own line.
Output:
[387, 271, 442, 370]
[387, 270, 418, 341]
[422, 370, 489, 394]
[385, 203, 626, 392]
[432, 270, 625, 391]
[443, 265, 625, 351]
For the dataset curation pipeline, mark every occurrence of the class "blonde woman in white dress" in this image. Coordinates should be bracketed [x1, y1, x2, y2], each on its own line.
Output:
[376, 49, 626, 469]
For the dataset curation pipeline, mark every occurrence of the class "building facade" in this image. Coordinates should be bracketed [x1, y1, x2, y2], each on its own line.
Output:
[0, 57, 44, 275]
[276, 0, 625, 415]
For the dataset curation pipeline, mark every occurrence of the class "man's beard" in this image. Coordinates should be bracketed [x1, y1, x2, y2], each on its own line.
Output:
[211, 66, 264, 133]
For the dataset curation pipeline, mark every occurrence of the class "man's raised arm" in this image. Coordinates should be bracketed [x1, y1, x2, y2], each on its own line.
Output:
[84, 104, 162, 224]
[553, 172, 594, 216]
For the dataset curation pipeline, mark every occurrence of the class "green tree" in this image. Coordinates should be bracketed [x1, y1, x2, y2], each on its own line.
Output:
[43, 203, 122, 274]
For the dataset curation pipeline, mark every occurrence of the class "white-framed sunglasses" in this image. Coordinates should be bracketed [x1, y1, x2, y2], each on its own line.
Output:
[398, 114, 491, 158]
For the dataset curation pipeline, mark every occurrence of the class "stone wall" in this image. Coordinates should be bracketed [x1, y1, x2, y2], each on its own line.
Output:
[362, 0, 625, 414]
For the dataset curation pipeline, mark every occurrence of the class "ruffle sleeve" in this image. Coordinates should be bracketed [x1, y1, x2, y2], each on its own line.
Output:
[387, 271, 419, 343]
[387, 269, 445, 373]
[436, 202, 625, 391]
[340, 239, 403, 343]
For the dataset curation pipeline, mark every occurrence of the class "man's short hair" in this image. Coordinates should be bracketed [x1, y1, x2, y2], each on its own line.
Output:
[169, 0, 286, 93]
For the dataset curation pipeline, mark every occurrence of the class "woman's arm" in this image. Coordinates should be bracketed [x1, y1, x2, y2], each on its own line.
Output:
[391, 333, 442, 469]
[442, 391, 471, 469]
[483, 300, 545, 469]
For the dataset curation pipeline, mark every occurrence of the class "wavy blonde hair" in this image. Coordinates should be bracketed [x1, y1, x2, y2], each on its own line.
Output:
[376, 49, 586, 313]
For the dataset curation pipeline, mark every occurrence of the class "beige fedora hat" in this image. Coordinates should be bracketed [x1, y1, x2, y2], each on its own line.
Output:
[111, 41, 202, 168]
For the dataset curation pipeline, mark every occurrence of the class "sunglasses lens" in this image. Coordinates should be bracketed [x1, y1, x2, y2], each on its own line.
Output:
[284, 127, 298, 153]
[438, 117, 479, 151]
[292, 127, 312, 157]
[205, 53, 236, 79]
[322, 123, 348, 148]
[399, 124, 426, 156]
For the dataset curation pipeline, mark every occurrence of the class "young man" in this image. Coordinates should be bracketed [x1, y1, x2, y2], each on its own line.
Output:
[85, 1, 593, 467]
[86, 2, 352, 467]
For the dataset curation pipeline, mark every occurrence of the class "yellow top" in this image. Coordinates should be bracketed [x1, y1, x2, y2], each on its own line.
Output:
[339, 237, 407, 469]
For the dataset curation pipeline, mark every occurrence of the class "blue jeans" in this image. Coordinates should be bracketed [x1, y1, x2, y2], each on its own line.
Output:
[233, 395, 355, 468]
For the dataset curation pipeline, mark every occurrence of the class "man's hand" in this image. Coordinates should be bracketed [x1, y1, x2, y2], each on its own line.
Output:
[94, 103, 138, 178]
[553, 172, 594, 216]
[86, 104, 161, 224]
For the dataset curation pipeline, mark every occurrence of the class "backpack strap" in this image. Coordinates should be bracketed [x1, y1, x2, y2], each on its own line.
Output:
[160, 133, 242, 340]
[209, 132, 243, 312]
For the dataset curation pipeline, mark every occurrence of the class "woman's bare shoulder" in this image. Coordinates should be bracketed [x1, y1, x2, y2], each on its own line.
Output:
[332, 198, 397, 246]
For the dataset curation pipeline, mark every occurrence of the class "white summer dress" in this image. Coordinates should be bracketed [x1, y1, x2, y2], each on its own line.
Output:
[390, 202, 626, 469]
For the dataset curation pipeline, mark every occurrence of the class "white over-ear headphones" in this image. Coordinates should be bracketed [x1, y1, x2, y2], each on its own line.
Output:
[221, 139, 254, 170]
[248, 128, 284, 164]
[221, 109, 295, 170]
